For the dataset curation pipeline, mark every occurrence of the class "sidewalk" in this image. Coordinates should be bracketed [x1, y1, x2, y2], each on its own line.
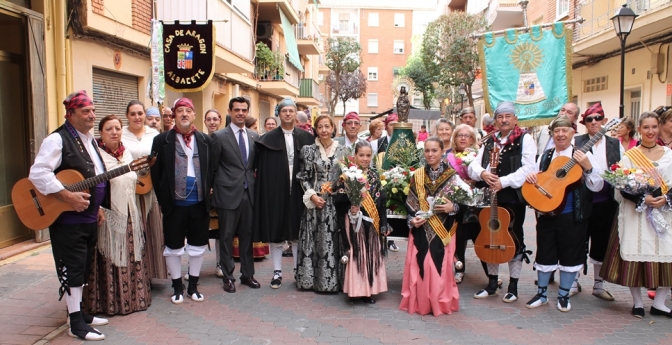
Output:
[1, 209, 672, 345]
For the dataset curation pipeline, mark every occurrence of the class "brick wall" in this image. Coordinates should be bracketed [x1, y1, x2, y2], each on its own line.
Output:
[132, 0, 152, 35]
[92, 0, 104, 15]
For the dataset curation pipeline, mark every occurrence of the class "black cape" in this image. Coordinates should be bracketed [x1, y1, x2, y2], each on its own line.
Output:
[253, 126, 314, 243]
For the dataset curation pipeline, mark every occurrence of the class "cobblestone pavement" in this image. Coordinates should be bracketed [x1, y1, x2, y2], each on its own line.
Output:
[2, 209, 672, 345]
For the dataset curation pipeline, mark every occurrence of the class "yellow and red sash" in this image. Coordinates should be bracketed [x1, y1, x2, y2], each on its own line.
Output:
[413, 168, 457, 246]
[625, 148, 669, 194]
[361, 191, 380, 234]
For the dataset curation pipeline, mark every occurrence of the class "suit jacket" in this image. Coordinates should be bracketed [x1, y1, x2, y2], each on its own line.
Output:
[536, 125, 551, 157]
[211, 126, 259, 209]
[150, 129, 215, 215]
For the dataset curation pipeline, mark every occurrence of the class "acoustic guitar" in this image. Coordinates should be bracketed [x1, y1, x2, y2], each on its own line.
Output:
[474, 145, 516, 264]
[11, 156, 155, 230]
[135, 170, 153, 195]
[521, 118, 623, 214]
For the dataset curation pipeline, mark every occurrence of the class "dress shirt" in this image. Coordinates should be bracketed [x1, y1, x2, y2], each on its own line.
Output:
[534, 145, 604, 192]
[176, 134, 196, 177]
[230, 123, 249, 160]
[282, 128, 295, 185]
[589, 135, 625, 170]
[468, 132, 536, 189]
[29, 130, 105, 196]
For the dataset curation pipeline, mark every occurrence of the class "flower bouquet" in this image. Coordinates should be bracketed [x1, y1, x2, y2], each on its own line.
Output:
[454, 147, 478, 167]
[438, 178, 476, 206]
[340, 165, 367, 206]
[380, 166, 414, 215]
[601, 163, 655, 195]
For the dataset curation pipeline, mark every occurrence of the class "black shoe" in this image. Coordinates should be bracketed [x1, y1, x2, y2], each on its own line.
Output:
[68, 311, 105, 341]
[222, 279, 236, 293]
[241, 276, 261, 289]
[282, 247, 293, 257]
[631, 306, 645, 318]
[171, 278, 184, 304]
[650, 306, 672, 318]
[474, 275, 499, 299]
[388, 241, 399, 252]
[361, 297, 376, 304]
[270, 270, 282, 289]
[187, 275, 204, 301]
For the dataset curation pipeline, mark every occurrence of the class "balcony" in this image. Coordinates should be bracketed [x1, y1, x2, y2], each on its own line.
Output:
[255, 56, 301, 97]
[318, 54, 330, 74]
[331, 22, 359, 35]
[574, 0, 672, 64]
[294, 23, 321, 55]
[486, 0, 524, 31]
[257, 0, 301, 25]
[297, 79, 321, 106]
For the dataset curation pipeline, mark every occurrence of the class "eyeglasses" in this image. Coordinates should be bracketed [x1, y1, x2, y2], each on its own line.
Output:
[584, 115, 604, 123]
[456, 134, 471, 138]
[344, 121, 360, 126]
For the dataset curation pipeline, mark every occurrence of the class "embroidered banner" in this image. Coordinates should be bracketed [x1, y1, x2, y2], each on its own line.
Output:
[162, 21, 216, 92]
[479, 23, 572, 127]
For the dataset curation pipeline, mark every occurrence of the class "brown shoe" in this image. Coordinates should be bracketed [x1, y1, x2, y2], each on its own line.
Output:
[222, 279, 236, 293]
[240, 276, 261, 289]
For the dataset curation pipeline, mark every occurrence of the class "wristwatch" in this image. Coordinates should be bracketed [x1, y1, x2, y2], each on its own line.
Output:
[584, 168, 593, 174]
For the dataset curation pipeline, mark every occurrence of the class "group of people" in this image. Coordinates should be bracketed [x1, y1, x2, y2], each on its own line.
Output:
[28, 89, 672, 340]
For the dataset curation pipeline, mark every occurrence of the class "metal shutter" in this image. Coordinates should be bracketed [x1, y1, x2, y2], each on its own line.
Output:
[92, 68, 139, 136]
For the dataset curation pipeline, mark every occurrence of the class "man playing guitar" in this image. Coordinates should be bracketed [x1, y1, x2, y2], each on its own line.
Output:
[28, 91, 108, 341]
[468, 101, 536, 303]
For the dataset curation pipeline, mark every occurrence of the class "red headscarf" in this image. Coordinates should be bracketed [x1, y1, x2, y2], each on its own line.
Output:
[579, 102, 604, 125]
[172, 97, 197, 148]
[173, 97, 195, 113]
[63, 90, 94, 117]
[384, 113, 399, 127]
[342, 112, 360, 127]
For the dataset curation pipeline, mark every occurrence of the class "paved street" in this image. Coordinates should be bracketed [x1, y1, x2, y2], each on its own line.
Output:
[2, 209, 672, 345]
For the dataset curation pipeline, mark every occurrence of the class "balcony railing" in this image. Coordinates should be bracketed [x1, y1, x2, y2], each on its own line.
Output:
[575, 0, 672, 41]
[255, 55, 301, 89]
[331, 22, 359, 35]
[299, 78, 320, 98]
[294, 22, 320, 41]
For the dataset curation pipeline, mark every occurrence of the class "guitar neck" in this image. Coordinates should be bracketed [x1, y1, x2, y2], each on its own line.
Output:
[65, 165, 132, 192]
[559, 127, 608, 172]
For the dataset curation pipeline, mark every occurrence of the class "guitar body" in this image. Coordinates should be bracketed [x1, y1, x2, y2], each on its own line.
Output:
[11, 170, 87, 230]
[474, 206, 516, 264]
[521, 156, 583, 213]
[135, 172, 153, 195]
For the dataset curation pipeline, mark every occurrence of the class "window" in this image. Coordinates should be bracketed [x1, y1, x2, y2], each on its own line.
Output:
[394, 13, 405, 27]
[393, 40, 404, 54]
[339, 13, 350, 32]
[367, 93, 378, 107]
[226, 0, 250, 20]
[368, 67, 378, 81]
[556, 0, 569, 20]
[368, 13, 379, 27]
[368, 39, 378, 54]
[583, 76, 608, 93]
[317, 11, 324, 26]
[393, 67, 401, 77]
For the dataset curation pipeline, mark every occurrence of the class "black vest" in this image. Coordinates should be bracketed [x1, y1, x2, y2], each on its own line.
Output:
[481, 134, 524, 204]
[54, 125, 108, 218]
[574, 134, 621, 200]
[538, 148, 592, 222]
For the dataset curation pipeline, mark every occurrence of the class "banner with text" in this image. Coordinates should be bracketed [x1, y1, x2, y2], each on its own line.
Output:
[163, 21, 215, 92]
[479, 23, 572, 127]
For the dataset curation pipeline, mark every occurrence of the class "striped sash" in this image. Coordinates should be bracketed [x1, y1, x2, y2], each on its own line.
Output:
[361, 191, 380, 234]
[625, 148, 669, 194]
[414, 168, 457, 246]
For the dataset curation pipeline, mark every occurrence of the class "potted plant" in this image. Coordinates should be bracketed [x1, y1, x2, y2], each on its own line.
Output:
[272, 52, 285, 80]
[255, 42, 274, 80]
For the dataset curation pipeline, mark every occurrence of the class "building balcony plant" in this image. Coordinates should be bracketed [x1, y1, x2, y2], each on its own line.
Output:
[255, 42, 286, 81]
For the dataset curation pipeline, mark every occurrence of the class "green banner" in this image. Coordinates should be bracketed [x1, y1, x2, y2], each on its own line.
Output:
[479, 23, 572, 127]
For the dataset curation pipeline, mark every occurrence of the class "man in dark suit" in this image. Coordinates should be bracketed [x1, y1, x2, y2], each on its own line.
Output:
[212, 97, 261, 293]
[574, 102, 623, 301]
[151, 97, 214, 304]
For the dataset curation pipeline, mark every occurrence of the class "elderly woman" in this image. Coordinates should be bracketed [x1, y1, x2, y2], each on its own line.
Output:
[617, 118, 637, 151]
[296, 115, 348, 292]
[121, 100, 166, 280]
[445, 124, 484, 284]
[84, 115, 151, 316]
[434, 118, 455, 160]
[400, 137, 462, 316]
[368, 119, 384, 142]
[263, 117, 278, 134]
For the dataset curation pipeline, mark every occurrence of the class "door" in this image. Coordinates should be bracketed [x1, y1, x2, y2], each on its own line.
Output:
[92, 68, 139, 136]
[629, 90, 641, 125]
[0, 10, 32, 248]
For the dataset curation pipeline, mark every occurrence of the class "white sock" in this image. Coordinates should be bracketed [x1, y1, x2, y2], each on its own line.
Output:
[486, 263, 499, 276]
[165, 255, 182, 280]
[65, 286, 83, 313]
[291, 240, 298, 272]
[593, 264, 604, 292]
[270, 243, 283, 272]
[653, 287, 671, 312]
[630, 286, 644, 308]
[188, 255, 204, 277]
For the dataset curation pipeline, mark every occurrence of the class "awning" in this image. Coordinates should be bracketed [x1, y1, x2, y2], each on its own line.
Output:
[279, 9, 304, 72]
[313, 0, 319, 9]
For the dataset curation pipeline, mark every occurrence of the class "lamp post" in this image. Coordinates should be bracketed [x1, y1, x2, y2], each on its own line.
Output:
[458, 84, 466, 110]
[611, 4, 638, 118]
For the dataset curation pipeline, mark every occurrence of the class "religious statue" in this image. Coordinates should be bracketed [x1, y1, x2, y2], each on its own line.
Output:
[396, 86, 410, 123]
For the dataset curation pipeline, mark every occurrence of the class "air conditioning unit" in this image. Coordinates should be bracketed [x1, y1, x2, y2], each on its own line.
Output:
[257, 22, 273, 40]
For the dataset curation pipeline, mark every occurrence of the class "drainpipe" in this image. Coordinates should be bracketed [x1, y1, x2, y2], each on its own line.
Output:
[54, 0, 67, 126]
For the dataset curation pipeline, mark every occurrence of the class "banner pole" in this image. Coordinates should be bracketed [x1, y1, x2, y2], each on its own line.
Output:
[470, 17, 585, 39]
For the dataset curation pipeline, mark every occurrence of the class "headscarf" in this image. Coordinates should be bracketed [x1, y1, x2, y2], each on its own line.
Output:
[173, 97, 195, 113]
[384, 113, 399, 127]
[274, 97, 296, 116]
[549, 115, 573, 131]
[146, 107, 160, 117]
[493, 101, 516, 117]
[63, 90, 94, 117]
[579, 102, 604, 125]
[342, 112, 360, 127]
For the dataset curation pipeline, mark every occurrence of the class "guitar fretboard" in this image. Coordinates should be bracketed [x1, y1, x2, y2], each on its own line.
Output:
[65, 165, 132, 192]
[559, 127, 609, 173]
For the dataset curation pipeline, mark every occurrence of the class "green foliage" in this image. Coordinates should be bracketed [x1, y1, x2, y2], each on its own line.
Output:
[324, 37, 362, 116]
[255, 42, 285, 80]
[421, 12, 487, 107]
[401, 55, 435, 110]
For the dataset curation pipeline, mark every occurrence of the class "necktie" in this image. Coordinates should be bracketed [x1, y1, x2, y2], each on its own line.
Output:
[239, 129, 248, 189]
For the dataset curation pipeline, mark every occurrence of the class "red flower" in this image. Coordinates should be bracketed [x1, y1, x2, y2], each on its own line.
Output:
[456, 158, 463, 165]
[623, 169, 631, 175]
[610, 164, 620, 171]
[409, 167, 416, 172]
[402, 171, 408, 176]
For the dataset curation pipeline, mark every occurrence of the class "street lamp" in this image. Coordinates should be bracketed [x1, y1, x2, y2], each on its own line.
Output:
[458, 84, 466, 110]
[611, 4, 638, 118]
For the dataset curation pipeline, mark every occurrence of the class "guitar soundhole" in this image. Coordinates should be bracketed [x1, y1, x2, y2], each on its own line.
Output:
[137, 169, 149, 177]
[488, 219, 500, 231]
[555, 169, 567, 178]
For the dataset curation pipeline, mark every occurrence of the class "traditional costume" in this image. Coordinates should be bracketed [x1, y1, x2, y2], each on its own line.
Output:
[84, 141, 151, 315]
[28, 91, 109, 340]
[400, 162, 461, 316]
[150, 97, 214, 304]
[468, 101, 536, 303]
[253, 98, 314, 288]
[334, 169, 388, 302]
[296, 139, 348, 292]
